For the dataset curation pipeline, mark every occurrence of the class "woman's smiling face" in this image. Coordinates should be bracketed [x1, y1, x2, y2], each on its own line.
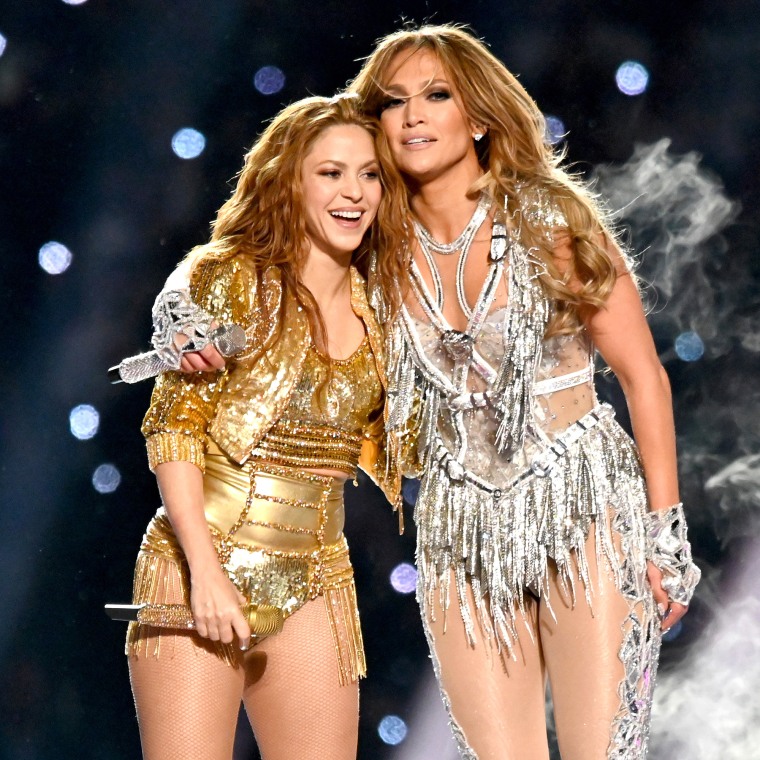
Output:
[300, 123, 382, 260]
[378, 48, 479, 185]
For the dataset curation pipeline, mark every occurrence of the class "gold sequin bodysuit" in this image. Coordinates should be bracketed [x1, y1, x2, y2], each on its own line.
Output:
[129, 259, 388, 684]
[251, 336, 383, 477]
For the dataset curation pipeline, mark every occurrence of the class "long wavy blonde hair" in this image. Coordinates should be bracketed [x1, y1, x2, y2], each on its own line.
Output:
[184, 95, 411, 346]
[349, 24, 628, 335]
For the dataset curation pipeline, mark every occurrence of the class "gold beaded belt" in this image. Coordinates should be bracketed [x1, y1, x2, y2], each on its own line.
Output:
[249, 419, 363, 476]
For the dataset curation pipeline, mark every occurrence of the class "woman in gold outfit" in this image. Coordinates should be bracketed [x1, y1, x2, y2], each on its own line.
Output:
[125, 95, 407, 760]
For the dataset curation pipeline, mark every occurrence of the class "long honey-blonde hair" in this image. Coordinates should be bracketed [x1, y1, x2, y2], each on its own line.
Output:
[184, 95, 411, 346]
[349, 24, 628, 335]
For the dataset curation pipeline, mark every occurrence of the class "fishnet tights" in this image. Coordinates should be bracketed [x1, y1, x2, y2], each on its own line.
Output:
[129, 597, 359, 760]
[424, 525, 639, 760]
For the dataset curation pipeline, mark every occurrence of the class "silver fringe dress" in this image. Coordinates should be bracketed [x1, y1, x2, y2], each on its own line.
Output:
[378, 197, 661, 758]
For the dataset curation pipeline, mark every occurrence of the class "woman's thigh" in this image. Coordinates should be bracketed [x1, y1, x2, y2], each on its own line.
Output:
[241, 596, 359, 760]
[421, 573, 550, 760]
[129, 631, 245, 760]
[539, 524, 656, 760]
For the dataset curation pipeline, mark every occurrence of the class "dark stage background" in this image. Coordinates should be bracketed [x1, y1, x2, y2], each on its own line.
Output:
[1, 1, 758, 758]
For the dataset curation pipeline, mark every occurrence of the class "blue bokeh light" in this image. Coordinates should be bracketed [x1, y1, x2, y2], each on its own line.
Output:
[378, 715, 408, 746]
[93, 464, 121, 494]
[615, 61, 650, 96]
[61, 0, 89, 5]
[0, 33, 7, 57]
[171, 128, 206, 159]
[253, 65, 286, 95]
[544, 114, 566, 145]
[39, 241, 73, 274]
[390, 563, 417, 594]
[661, 619, 683, 643]
[69, 404, 100, 440]
[674, 331, 705, 362]
[402, 477, 420, 506]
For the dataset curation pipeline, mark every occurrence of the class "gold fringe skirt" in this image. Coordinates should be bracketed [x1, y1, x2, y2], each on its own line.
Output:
[127, 445, 365, 685]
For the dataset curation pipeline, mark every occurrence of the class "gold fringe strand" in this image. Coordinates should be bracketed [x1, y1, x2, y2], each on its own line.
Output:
[324, 584, 366, 686]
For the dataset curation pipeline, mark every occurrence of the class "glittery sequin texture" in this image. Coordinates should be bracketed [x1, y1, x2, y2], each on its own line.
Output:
[383, 191, 663, 757]
[251, 337, 382, 476]
[643, 504, 701, 606]
[142, 262, 387, 476]
[136, 259, 391, 684]
[224, 547, 311, 617]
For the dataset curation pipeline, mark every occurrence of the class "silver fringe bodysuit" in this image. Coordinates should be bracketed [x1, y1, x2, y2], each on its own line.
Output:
[378, 195, 661, 758]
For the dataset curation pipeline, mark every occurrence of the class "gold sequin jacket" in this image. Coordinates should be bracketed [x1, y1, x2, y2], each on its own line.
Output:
[142, 255, 401, 508]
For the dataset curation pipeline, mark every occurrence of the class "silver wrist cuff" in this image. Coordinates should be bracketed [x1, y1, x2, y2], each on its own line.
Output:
[150, 289, 214, 368]
[644, 503, 701, 606]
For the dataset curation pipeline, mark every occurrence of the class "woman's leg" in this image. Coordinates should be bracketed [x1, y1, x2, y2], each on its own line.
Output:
[539, 519, 659, 760]
[241, 595, 359, 760]
[421, 572, 550, 760]
[127, 543, 247, 760]
[129, 632, 244, 760]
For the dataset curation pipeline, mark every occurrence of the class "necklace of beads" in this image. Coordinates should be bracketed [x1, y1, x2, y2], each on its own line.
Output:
[414, 193, 494, 315]
[413, 193, 492, 256]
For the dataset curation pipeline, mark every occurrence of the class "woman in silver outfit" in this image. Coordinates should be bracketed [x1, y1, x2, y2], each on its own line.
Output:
[160, 24, 701, 760]
[346, 25, 701, 760]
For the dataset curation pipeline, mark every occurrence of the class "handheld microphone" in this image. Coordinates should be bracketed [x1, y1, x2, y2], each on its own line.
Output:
[108, 323, 246, 384]
[104, 602, 284, 637]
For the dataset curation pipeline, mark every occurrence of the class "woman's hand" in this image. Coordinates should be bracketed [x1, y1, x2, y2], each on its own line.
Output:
[174, 329, 227, 373]
[190, 562, 251, 649]
[647, 561, 688, 632]
[154, 461, 250, 650]
[178, 340, 227, 372]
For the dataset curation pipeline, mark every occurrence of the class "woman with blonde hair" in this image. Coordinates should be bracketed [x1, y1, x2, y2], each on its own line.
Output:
[344, 24, 700, 759]
[123, 94, 408, 760]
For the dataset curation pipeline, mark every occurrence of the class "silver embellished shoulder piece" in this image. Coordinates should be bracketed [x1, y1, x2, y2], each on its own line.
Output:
[515, 182, 569, 236]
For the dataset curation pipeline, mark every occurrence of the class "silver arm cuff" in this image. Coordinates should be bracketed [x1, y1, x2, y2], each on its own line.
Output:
[644, 503, 701, 606]
[150, 288, 214, 368]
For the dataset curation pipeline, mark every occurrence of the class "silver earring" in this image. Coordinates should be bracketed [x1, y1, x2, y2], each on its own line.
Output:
[473, 133, 484, 141]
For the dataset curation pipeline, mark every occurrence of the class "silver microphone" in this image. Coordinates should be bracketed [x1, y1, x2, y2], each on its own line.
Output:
[109, 323, 247, 384]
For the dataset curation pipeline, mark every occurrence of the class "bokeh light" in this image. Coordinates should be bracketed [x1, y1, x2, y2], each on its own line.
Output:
[390, 562, 417, 594]
[662, 619, 684, 643]
[253, 65, 286, 95]
[61, 0, 89, 5]
[377, 715, 408, 746]
[402, 477, 420, 506]
[171, 128, 206, 159]
[38, 241, 73, 274]
[615, 61, 650, 95]
[69, 404, 100, 440]
[544, 114, 566, 145]
[675, 331, 705, 361]
[0, 33, 7, 57]
[92, 464, 121, 494]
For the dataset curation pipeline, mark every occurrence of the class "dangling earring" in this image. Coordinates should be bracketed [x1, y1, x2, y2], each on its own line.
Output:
[473, 132, 484, 142]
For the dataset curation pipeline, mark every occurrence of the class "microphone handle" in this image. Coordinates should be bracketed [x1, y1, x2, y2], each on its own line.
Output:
[104, 602, 284, 637]
[111, 351, 172, 384]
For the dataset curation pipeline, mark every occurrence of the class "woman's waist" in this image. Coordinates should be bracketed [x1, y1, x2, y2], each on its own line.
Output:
[140, 501, 349, 562]
[432, 403, 624, 488]
[203, 440, 346, 550]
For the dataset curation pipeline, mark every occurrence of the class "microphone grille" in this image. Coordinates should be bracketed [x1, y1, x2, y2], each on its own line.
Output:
[210, 324, 247, 357]
[117, 352, 168, 384]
